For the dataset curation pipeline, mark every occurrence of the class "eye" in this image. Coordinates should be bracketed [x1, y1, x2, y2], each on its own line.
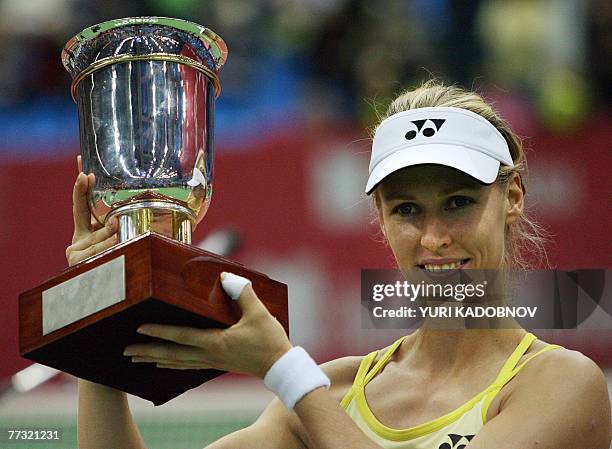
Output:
[446, 196, 474, 210]
[392, 202, 420, 216]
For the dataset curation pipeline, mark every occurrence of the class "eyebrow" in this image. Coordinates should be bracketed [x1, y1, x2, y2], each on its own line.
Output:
[441, 183, 484, 194]
[382, 183, 484, 201]
[382, 191, 416, 201]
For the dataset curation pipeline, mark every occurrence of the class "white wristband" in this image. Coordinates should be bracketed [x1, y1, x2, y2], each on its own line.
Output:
[263, 346, 331, 410]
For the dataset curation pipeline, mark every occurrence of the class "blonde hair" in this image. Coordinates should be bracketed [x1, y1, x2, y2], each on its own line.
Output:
[371, 79, 549, 269]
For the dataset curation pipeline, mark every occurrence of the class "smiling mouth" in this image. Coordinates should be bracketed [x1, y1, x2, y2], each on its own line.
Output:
[418, 259, 470, 272]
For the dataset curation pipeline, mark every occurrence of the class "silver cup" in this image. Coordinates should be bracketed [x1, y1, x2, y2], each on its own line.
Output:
[62, 17, 227, 244]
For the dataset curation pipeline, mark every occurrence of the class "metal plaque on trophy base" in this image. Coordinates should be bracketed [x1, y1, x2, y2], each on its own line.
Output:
[18, 18, 289, 405]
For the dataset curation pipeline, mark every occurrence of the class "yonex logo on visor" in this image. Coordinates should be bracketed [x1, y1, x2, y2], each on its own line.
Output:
[405, 119, 446, 140]
[365, 107, 514, 194]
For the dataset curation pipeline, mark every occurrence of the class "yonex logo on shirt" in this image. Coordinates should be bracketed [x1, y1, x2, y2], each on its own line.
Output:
[404, 118, 446, 140]
[438, 433, 475, 449]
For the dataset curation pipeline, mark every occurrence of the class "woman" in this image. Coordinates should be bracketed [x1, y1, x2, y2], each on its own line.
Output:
[68, 80, 611, 449]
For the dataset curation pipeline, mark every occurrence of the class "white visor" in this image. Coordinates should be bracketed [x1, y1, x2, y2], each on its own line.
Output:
[365, 107, 514, 194]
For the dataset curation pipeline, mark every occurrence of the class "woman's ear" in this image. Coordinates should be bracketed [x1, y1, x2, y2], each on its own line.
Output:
[506, 173, 524, 224]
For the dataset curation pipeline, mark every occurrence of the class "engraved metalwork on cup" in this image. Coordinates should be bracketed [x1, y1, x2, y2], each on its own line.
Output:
[62, 17, 227, 244]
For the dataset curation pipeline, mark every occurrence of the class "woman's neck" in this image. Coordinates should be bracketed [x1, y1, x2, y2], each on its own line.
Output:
[397, 327, 528, 376]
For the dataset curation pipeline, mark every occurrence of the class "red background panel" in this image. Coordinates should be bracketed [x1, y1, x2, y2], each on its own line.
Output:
[1, 119, 611, 381]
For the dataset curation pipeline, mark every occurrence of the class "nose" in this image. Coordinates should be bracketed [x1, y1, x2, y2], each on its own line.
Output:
[420, 215, 452, 252]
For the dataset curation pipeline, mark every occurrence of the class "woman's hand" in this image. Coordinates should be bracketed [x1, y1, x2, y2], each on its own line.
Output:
[66, 171, 118, 266]
[123, 276, 293, 379]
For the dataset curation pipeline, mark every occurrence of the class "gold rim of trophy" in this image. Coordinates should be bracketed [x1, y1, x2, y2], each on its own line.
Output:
[70, 53, 222, 101]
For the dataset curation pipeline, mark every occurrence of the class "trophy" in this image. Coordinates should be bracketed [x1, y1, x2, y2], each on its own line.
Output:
[18, 17, 288, 405]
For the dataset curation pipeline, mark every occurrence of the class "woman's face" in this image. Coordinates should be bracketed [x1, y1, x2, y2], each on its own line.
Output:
[375, 165, 523, 271]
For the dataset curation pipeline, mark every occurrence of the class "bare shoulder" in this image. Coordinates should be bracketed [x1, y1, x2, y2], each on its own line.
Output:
[472, 342, 611, 448]
[513, 342, 609, 396]
[506, 344, 611, 445]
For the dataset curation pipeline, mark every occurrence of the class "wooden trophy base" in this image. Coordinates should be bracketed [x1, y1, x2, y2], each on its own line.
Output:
[18, 232, 289, 405]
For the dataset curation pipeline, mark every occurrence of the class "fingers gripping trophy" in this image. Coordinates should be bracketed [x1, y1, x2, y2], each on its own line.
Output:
[18, 17, 289, 405]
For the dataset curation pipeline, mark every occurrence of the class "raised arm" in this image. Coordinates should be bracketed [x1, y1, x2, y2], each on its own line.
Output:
[66, 171, 145, 448]
[77, 380, 146, 449]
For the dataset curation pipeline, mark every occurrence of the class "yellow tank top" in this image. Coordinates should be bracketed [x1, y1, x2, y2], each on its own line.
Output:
[340, 332, 561, 448]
